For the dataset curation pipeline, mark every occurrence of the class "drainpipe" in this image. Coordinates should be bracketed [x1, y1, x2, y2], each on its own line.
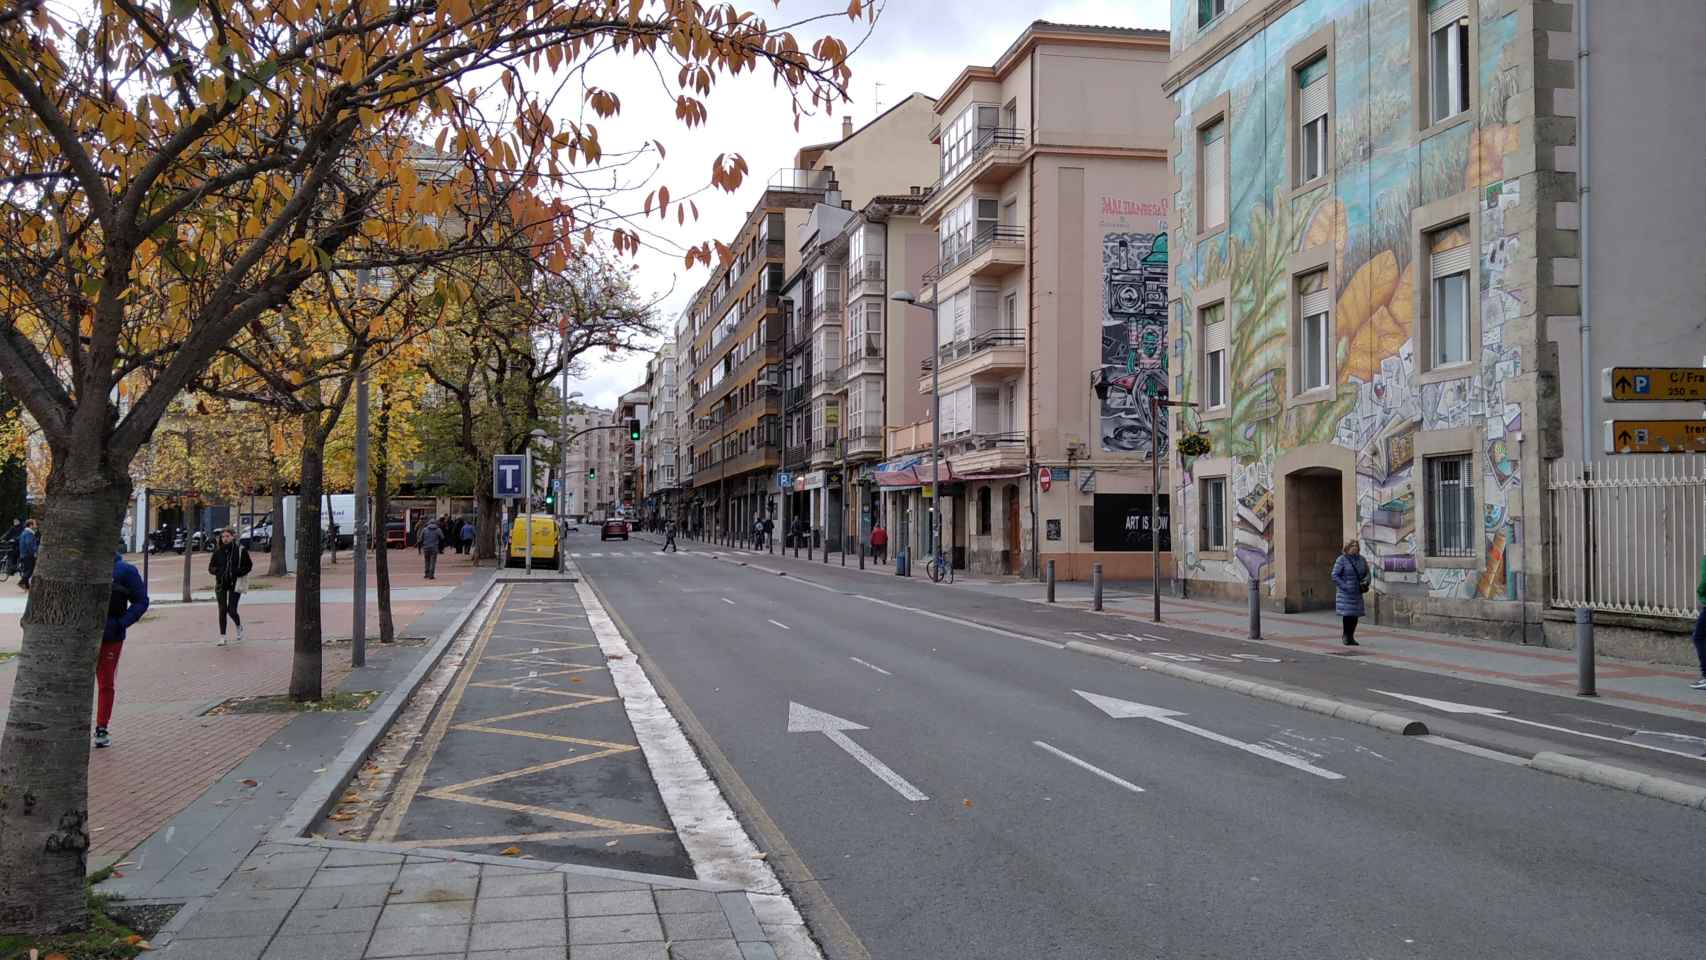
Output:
[1574, 0, 1596, 675]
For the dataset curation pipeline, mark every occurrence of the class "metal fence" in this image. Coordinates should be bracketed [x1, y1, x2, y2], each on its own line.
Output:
[1548, 456, 1706, 619]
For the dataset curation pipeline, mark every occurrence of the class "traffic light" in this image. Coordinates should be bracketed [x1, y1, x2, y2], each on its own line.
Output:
[587, 468, 596, 480]
[627, 419, 641, 442]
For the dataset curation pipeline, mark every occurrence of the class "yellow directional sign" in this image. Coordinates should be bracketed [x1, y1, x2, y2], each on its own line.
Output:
[1602, 367, 1706, 402]
[1604, 419, 1706, 454]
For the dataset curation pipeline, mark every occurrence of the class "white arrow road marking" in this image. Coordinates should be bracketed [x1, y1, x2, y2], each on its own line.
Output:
[722, 597, 737, 605]
[1033, 741, 1145, 794]
[1075, 690, 1345, 781]
[788, 702, 928, 802]
[1373, 690, 1706, 762]
[848, 656, 891, 676]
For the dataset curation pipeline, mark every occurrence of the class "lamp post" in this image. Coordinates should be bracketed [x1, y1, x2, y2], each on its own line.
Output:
[559, 387, 583, 527]
[891, 282, 941, 571]
[1093, 372, 1193, 623]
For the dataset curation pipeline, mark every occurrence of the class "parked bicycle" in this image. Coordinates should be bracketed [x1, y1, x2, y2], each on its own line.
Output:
[0, 541, 16, 583]
[926, 548, 954, 584]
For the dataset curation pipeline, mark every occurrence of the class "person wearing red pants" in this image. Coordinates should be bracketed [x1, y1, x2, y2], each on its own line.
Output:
[96, 550, 150, 749]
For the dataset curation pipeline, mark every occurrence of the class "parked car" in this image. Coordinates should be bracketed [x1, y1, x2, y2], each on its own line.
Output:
[600, 518, 629, 541]
[242, 521, 272, 552]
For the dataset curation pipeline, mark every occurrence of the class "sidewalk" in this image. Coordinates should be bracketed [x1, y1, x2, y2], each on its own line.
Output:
[647, 533, 1706, 725]
[0, 548, 487, 868]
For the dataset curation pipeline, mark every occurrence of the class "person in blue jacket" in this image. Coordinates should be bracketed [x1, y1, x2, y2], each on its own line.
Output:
[95, 550, 150, 748]
[1331, 538, 1371, 647]
[16, 519, 38, 589]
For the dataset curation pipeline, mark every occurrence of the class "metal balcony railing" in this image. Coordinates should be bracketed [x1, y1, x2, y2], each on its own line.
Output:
[921, 224, 1025, 287]
[933, 127, 1026, 197]
[920, 328, 1024, 372]
[845, 333, 883, 361]
[847, 256, 885, 288]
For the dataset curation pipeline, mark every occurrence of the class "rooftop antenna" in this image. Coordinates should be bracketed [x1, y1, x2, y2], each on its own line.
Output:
[873, 81, 886, 114]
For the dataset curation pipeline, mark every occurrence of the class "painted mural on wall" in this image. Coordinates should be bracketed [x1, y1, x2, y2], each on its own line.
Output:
[1170, 0, 1524, 603]
[1100, 232, 1170, 454]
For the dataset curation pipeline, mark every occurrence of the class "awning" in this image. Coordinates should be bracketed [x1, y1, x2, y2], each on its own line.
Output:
[957, 469, 1028, 481]
[875, 468, 921, 489]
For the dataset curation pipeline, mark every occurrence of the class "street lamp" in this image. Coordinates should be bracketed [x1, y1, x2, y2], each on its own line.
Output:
[891, 286, 941, 572]
[1094, 372, 1195, 623]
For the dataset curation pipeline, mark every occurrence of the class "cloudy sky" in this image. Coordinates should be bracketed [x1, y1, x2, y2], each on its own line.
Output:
[559, 0, 1172, 410]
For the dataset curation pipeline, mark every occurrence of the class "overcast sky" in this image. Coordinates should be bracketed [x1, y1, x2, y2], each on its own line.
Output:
[559, 0, 1171, 410]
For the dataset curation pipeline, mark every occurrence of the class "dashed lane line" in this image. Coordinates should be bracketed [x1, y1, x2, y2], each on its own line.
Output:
[1034, 741, 1146, 794]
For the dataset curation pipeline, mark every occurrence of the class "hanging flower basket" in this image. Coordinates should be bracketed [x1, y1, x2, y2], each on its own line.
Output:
[1177, 432, 1212, 459]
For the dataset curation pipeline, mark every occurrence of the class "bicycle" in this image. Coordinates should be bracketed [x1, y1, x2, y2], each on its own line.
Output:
[925, 549, 953, 584]
[0, 543, 15, 583]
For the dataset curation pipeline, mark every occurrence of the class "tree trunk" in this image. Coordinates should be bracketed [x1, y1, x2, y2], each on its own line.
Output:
[0, 471, 133, 933]
[291, 415, 325, 701]
[374, 396, 394, 644]
[269, 475, 288, 577]
[476, 487, 500, 562]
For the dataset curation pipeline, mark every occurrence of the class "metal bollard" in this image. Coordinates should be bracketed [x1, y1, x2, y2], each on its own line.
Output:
[1248, 578, 1262, 639]
[1575, 607, 1596, 696]
[823, 537, 829, 563]
[858, 534, 865, 570]
[1046, 560, 1056, 603]
[1091, 563, 1103, 611]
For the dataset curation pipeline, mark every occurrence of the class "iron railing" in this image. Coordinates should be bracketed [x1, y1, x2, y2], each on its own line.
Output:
[1549, 456, 1705, 619]
[922, 224, 1025, 287]
[920, 328, 1024, 372]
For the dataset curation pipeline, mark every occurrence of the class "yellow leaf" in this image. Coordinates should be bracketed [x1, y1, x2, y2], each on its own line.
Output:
[499, 845, 522, 856]
[1302, 196, 1346, 265]
[1334, 250, 1399, 343]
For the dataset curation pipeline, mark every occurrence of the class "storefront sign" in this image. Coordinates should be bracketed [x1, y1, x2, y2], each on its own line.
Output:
[799, 471, 826, 491]
[1093, 494, 1170, 551]
[1046, 519, 1062, 541]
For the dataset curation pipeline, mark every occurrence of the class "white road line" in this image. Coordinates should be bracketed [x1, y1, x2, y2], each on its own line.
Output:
[574, 582, 820, 959]
[1418, 735, 1529, 766]
[848, 656, 891, 676]
[722, 597, 737, 605]
[860, 595, 1064, 649]
[767, 619, 791, 630]
[788, 703, 929, 803]
[1033, 741, 1145, 794]
[1374, 689, 1706, 763]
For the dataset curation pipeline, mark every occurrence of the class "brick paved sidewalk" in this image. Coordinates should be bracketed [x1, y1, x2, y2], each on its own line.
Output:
[0, 548, 486, 866]
[151, 840, 783, 960]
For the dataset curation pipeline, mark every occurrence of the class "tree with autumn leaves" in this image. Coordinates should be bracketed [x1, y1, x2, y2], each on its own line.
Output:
[0, 0, 863, 933]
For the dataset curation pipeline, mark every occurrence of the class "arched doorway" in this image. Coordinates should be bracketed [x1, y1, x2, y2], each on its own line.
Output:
[1282, 466, 1345, 611]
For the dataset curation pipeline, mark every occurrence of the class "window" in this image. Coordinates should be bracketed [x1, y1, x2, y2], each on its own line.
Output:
[1428, 223, 1471, 367]
[1201, 477, 1228, 551]
[1427, 0, 1470, 124]
[1003, 292, 1018, 330]
[940, 103, 999, 183]
[977, 487, 992, 536]
[1199, 0, 1225, 28]
[1200, 302, 1228, 411]
[1425, 454, 1475, 557]
[1296, 55, 1329, 185]
[1297, 270, 1331, 392]
[1199, 119, 1227, 232]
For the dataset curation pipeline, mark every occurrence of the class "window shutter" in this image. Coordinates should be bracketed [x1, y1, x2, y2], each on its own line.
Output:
[1431, 244, 1472, 278]
[1202, 134, 1226, 226]
[1299, 74, 1328, 122]
[1201, 306, 1229, 353]
[973, 289, 1000, 335]
[1300, 285, 1331, 318]
[1429, 0, 1468, 32]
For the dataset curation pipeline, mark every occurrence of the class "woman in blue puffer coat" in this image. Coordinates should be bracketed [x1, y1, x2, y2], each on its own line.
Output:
[1331, 539, 1371, 646]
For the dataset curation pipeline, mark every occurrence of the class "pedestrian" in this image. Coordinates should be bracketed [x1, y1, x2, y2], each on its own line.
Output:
[662, 519, 678, 553]
[460, 518, 475, 556]
[762, 514, 774, 551]
[418, 518, 444, 579]
[1332, 538, 1371, 646]
[208, 526, 253, 646]
[1691, 552, 1706, 691]
[751, 515, 764, 551]
[870, 521, 888, 565]
[16, 519, 38, 589]
[327, 518, 339, 564]
[95, 548, 150, 748]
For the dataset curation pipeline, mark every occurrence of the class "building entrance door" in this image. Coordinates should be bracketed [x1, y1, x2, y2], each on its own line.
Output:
[1283, 468, 1344, 611]
[1004, 484, 1021, 575]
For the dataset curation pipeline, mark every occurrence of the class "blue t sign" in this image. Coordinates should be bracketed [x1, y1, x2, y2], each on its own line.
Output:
[493, 454, 526, 499]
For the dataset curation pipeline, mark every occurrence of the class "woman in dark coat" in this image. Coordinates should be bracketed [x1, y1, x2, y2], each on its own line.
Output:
[1331, 539, 1371, 646]
[208, 526, 254, 645]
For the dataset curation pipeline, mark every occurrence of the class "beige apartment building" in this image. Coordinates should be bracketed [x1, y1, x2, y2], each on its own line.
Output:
[878, 22, 1174, 580]
[561, 403, 616, 520]
[688, 96, 937, 539]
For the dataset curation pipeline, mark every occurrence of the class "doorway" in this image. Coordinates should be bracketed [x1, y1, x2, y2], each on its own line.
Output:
[1283, 467, 1344, 611]
[1004, 484, 1021, 575]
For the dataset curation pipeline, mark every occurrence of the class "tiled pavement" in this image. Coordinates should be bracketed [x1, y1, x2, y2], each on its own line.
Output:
[154, 840, 778, 960]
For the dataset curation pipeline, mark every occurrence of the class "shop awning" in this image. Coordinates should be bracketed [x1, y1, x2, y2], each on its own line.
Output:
[956, 469, 1028, 481]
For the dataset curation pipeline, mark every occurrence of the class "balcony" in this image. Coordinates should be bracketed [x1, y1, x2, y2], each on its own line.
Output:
[920, 225, 1026, 293]
[768, 167, 835, 193]
[886, 421, 932, 457]
[921, 128, 1028, 221]
[712, 238, 785, 327]
[847, 256, 885, 301]
[918, 329, 1025, 391]
[843, 332, 884, 379]
[845, 429, 884, 459]
[809, 298, 844, 328]
[810, 366, 846, 391]
[743, 290, 781, 326]
[784, 384, 808, 409]
[783, 444, 809, 466]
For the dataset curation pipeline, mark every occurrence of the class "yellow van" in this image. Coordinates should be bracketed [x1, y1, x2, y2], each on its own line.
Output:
[506, 514, 561, 570]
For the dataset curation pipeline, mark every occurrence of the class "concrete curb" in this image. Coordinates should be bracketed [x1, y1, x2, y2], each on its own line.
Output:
[1529, 752, 1706, 812]
[267, 570, 501, 842]
[1064, 640, 1430, 737]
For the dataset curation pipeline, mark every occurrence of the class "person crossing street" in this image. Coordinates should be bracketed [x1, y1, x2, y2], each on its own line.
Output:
[662, 519, 679, 553]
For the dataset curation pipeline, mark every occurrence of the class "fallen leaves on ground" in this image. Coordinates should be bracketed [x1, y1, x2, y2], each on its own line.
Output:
[326, 813, 355, 822]
[239, 778, 259, 787]
[962, 799, 973, 808]
[499, 846, 522, 856]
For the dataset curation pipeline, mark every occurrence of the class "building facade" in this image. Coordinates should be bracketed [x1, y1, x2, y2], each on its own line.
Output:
[561, 404, 616, 519]
[689, 95, 938, 541]
[644, 346, 680, 526]
[1164, 0, 1706, 650]
[617, 385, 649, 517]
[879, 22, 1175, 580]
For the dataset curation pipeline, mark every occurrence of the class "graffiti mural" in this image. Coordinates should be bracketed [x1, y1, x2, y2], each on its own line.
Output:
[1171, 0, 1527, 606]
[1100, 232, 1169, 454]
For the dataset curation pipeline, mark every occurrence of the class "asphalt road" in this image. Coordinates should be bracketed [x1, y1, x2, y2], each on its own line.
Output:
[578, 544, 1706, 960]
